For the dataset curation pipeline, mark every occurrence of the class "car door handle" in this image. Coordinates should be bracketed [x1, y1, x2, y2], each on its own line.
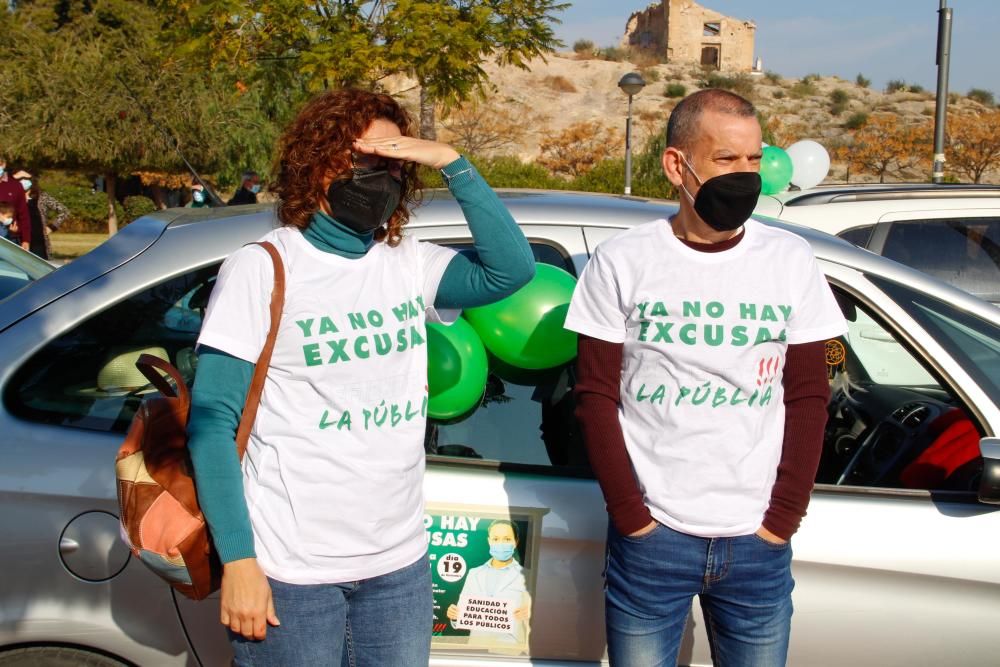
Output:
[59, 537, 80, 554]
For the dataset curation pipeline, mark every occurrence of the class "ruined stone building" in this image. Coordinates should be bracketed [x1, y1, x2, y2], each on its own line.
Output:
[622, 0, 756, 72]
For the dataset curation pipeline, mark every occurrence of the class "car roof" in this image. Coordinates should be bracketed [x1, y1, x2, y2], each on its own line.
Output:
[3, 189, 997, 331]
[766, 183, 1000, 207]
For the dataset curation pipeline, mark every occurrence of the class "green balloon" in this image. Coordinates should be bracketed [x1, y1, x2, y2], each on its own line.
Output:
[464, 263, 578, 370]
[426, 318, 488, 420]
[760, 145, 794, 195]
[488, 353, 566, 387]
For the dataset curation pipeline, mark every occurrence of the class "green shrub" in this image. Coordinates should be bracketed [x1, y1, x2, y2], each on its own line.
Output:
[844, 112, 869, 130]
[469, 155, 565, 190]
[640, 67, 661, 83]
[597, 47, 626, 62]
[830, 89, 850, 104]
[699, 72, 754, 98]
[757, 112, 777, 147]
[789, 79, 818, 98]
[572, 39, 595, 54]
[47, 184, 125, 233]
[886, 79, 907, 93]
[968, 88, 996, 106]
[569, 158, 625, 194]
[856, 73, 871, 88]
[764, 71, 782, 85]
[772, 90, 785, 99]
[123, 195, 157, 224]
[909, 84, 925, 94]
[802, 73, 821, 84]
[664, 83, 686, 98]
[830, 101, 848, 116]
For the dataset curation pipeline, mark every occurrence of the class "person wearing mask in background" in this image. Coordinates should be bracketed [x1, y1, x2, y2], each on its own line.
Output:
[14, 170, 70, 260]
[0, 156, 30, 250]
[188, 182, 211, 208]
[0, 202, 15, 241]
[565, 89, 847, 667]
[227, 170, 261, 206]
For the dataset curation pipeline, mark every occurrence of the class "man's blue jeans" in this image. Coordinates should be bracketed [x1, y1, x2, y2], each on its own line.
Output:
[605, 522, 794, 667]
[230, 555, 432, 667]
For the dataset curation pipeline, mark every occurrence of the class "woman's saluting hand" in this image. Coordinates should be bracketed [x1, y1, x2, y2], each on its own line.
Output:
[353, 134, 460, 171]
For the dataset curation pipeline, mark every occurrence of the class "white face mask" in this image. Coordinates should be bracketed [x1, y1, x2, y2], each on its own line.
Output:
[1, 217, 12, 227]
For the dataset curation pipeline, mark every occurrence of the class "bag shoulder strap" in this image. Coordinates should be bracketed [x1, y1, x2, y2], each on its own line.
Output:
[235, 241, 286, 459]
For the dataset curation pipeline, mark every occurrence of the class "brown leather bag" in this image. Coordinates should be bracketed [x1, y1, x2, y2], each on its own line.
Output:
[115, 241, 285, 600]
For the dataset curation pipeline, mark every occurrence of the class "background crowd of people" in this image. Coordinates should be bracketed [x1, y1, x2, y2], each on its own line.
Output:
[0, 156, 70, 260]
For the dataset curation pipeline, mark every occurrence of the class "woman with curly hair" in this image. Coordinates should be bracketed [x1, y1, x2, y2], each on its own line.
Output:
[186, 88, 535, 665]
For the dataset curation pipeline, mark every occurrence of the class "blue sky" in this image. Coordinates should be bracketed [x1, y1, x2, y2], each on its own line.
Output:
[554, 1, 998, 97]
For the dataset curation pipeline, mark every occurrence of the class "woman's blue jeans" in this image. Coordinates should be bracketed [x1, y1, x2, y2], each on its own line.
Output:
[230, 555, 433, 667]
[605, 522, 794, 667]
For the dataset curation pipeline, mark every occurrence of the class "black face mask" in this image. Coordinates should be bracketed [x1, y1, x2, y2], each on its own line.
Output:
[680, 155, 762, 232]
[325, 167, 403, 235]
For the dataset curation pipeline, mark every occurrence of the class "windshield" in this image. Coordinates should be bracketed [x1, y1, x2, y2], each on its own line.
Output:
[870, 275, 1000, 403]
[0, 238, 54, 302]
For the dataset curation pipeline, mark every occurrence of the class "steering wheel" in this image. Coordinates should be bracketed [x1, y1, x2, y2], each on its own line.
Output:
[837, 401, 944, 487]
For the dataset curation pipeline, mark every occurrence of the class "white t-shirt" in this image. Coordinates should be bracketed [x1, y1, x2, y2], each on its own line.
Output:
[198, 226, 456, 584]
[564, 219, 847, 537]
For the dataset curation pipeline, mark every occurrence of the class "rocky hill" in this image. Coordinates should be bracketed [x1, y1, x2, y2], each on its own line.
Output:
[390, 51, 998, 185]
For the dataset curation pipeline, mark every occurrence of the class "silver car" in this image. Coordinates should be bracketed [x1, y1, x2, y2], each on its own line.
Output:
[2, 192, 999, 666]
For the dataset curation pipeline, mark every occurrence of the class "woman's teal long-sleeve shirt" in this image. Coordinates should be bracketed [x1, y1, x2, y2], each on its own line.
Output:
[186, 157, 534, 563]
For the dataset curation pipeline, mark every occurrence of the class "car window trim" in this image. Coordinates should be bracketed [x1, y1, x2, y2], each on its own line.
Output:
[427, 454, 595, 479]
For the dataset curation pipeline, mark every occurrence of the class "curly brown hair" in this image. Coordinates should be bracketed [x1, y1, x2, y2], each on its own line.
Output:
[271, 89, 423, 246]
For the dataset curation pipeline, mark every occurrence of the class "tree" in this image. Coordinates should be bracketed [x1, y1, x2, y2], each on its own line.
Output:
[163, 0, 569, 138]
[537, 121, 621, 178]
[842, 114, 930, 183]
[947, 111, 1000, 183]
[0, 0, 278, 233]
[438, 99, 528, 156]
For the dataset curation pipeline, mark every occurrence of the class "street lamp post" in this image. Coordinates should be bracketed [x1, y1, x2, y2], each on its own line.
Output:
[932, 0, 953, 184]
[618, 72, 647, 195]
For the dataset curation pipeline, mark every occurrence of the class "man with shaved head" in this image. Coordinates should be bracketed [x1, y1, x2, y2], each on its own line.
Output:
[565, 89, 846, 666]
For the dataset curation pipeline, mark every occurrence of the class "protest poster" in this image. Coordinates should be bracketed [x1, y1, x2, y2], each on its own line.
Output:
[425, 503, 548, 655]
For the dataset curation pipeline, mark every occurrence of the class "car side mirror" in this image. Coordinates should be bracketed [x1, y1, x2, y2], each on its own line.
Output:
[977, 438, 1000, 504]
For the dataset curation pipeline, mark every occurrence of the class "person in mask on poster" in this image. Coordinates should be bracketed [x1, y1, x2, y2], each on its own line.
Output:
[564, 89, 846, 667]
[187, 88, 535, 666]
[446, 520, 531, 648]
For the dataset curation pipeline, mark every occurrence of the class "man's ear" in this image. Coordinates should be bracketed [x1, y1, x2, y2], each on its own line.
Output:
[662, 147, 685, 188]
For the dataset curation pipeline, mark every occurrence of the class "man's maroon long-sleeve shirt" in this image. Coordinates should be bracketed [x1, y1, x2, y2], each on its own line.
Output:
[573, 233, 832, 540]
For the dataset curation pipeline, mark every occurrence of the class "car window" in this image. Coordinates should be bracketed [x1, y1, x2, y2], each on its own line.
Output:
[837, 225, 874, 248]
[0, 238, 54, 302]
[7, 266, 219, 432]
[819, 286, 983, 492]
[426, 242, 587, 472]
[881, 218, 1000, 303]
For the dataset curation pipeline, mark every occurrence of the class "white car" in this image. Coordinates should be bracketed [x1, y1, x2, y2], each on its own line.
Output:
[755, 184, 1000, 304]
[2, 192, 1000, 666]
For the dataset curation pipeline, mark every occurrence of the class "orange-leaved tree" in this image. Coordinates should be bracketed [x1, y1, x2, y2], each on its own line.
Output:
[537, 121, 622, 178]
[946, 111, 1000, 183]
[843, 114, 931, 183]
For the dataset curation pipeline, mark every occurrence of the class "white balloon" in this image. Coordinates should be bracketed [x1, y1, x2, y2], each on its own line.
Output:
[786, 140, 830, 190]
